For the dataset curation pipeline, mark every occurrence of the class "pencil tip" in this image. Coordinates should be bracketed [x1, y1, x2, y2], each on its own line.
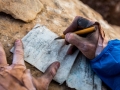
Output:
[54, 37, 62, 40]
[54, 38, 57, 40]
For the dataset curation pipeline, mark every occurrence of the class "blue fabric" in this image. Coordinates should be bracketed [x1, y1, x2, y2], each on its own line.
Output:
[90, 39, 120, 90]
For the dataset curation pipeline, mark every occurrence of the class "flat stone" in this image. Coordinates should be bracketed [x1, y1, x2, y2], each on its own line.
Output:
[66, 54, 101, 90]
[0, 0, 43, 22]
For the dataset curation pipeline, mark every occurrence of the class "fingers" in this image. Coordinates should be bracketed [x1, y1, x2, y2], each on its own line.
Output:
[32, 62, 60, 90]
[40, 62, 60, 86]
[63, 16, 94, 35]
[67, 45, 78, 55]
[63, 16, 79, 34]
[65, 33, 96, 59]
[65, 33, 83, 47]
[63, 16, 95, 47]
[12, 40, 25, 66]
[22, 69, 36, 90]
[63, 16, 100, 59]
[0, 42, 7, 65]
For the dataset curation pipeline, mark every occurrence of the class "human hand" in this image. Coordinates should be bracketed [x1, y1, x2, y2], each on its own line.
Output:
[0, 40, 60, 90]
[64, 16, 106, 59]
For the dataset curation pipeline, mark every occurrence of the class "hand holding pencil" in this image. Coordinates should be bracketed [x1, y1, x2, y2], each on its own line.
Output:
[63, 16, 103, 59]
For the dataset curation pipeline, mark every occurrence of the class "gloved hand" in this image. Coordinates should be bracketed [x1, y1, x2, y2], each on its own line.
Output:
[64, 16, 107, 59]
[0, 40, 60, 90]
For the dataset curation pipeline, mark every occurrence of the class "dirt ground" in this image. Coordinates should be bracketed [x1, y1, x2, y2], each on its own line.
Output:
[81, 0, 120, 26]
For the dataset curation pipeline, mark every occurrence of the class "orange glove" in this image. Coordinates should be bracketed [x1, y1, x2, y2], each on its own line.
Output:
[0, 40, 60, 90]
[64, 16, 108, 59]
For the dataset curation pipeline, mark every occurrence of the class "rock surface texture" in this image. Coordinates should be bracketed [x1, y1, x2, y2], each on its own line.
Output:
[0, 0, 43, 22]
[0, 0, 120, 90]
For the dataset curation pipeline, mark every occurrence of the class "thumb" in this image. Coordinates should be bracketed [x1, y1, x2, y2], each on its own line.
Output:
[38, 62, 60, 87]
[65, 33, 97, 59]
[65, 33, 85, 48]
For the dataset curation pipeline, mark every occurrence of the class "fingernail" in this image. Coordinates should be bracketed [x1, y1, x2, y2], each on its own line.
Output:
[16, 39, 20, 43]
[65, 33, 71, 41]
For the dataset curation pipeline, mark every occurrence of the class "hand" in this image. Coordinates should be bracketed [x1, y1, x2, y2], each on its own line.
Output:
[0, 40, 60, 90]
[64, 16, 106, 59]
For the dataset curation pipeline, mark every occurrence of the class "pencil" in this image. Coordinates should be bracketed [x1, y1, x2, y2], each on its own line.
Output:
[54, 26, 96, 40]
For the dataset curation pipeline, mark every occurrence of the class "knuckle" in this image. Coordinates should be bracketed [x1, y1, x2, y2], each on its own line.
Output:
[14, 49, 23, 55]
[82, 44, 88, 51]
[15, 42, 22, 46]
[79, 43, 89, 52]
[68, 33, 76, 41]
[49, 68, 56, 78]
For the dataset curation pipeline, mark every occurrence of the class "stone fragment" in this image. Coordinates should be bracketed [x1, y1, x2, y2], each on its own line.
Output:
[0, 0, 43, 22]
[66, 54, 101, 90]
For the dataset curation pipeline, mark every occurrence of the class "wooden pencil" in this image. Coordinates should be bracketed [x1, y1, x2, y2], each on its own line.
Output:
[54, 26, 96, 40]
